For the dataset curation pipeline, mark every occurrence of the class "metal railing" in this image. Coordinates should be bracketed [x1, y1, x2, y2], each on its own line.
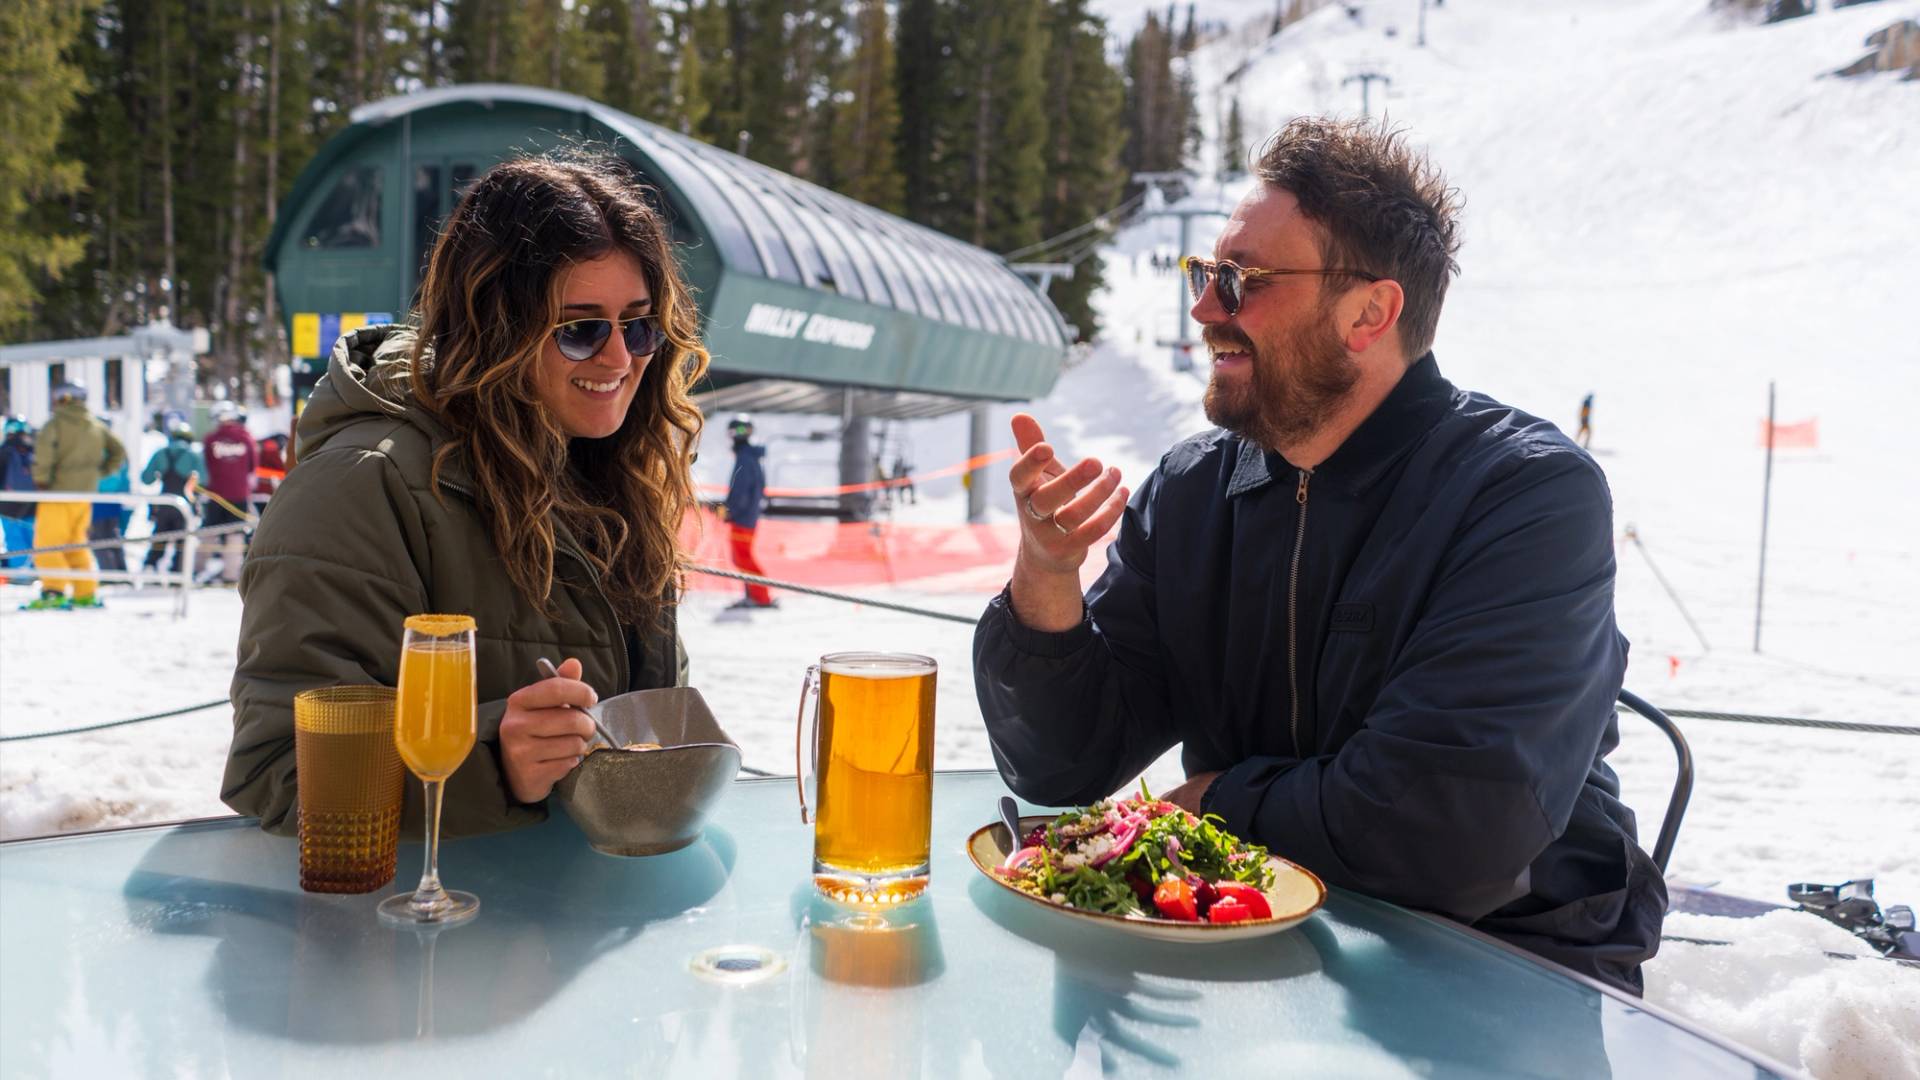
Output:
[0, 491, 201, 616]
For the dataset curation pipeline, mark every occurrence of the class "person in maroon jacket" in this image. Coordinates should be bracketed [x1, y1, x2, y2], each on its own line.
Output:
[201, 402, 258, 583]
[252, 433, 288, 517]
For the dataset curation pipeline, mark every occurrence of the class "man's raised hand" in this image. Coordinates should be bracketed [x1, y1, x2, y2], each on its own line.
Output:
[1006, 414, 1128, 632]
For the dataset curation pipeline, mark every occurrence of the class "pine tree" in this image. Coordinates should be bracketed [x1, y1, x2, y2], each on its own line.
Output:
[736, 0, 797, 169]
[893, 0, 945, 224]
[668, 4, 714, 134]
[591, 0, 668, 118]
[447, 0, 519, 83]
[669, 3, 713, 136]
[1221, 96, 1246, 177]
[1040, 0, 1125, 341]
[938, 0, 1045, 251]
[825, 0, 904, 212]
[1, 0, 95, 333]
[1121, 12, 1190, 179]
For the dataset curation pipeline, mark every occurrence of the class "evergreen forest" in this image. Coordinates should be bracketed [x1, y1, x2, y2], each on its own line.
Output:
[3, 0, 1210, 395]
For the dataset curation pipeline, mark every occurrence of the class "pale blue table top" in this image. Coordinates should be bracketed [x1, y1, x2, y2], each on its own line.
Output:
[0, 770, 1787, 1078]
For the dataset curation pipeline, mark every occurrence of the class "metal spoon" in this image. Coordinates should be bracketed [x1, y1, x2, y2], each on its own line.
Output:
[534, 656, 624, 752]
[999, 795, 1027, 867]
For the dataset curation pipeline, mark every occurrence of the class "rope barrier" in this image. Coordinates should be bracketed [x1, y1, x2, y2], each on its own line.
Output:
[3, 521, 252, 560]
[1660, 708, 1917, 737]
[6, 563, 1912, 744]
[685, 562, 984, 625]
[198, 489, 260, 526]
[0, 699, 230, 743]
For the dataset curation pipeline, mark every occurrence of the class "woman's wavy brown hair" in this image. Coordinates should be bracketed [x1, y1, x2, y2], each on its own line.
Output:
[408, 151, 708, 629]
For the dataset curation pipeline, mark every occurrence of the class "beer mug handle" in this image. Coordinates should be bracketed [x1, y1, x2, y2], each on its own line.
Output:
[794, 663, 821, 824]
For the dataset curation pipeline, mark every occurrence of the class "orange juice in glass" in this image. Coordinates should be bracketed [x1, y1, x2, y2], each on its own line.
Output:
[396, 635, 477, 780]
[378, 613, 480, 927]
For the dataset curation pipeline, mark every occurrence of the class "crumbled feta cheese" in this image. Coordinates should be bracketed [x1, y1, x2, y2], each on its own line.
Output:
[1051, 892, 1068, 904]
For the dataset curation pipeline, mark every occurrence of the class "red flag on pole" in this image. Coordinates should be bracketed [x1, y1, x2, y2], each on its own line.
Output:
[1758, 418, 1818, 449]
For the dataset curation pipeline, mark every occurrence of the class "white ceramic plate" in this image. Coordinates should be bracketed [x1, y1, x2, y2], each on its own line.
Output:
[966, 814, 1327, 943]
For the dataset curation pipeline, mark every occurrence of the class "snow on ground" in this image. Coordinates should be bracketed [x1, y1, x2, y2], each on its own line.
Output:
[1653, 909, 1920, 1080]
[4, 1, 1919, 1074]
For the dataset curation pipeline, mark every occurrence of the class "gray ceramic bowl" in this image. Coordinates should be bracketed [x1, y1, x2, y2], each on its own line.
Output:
[552, 687, 741, 856]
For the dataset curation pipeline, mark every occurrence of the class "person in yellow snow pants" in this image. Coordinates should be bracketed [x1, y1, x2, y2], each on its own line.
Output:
[32, 501, 97, 600]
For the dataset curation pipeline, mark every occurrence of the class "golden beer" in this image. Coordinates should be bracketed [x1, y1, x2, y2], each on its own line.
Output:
[396, 638, 476, 780]
[805, 652, 936, 901]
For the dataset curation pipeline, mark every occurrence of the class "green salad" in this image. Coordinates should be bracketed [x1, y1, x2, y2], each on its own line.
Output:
[995, 783, 1279, 923]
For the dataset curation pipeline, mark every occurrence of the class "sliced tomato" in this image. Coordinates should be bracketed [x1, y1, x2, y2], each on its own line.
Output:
[1212, 881, 1272, 920]
[1207, 898, 1256, 923]
[1152, 877, 1199, 921]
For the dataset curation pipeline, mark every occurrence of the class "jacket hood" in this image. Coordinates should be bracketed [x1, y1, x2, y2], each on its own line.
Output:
[299, 323, 455, 461]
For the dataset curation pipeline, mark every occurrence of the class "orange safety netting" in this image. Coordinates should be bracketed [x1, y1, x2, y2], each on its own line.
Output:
[695, 448, 1015, 499]
[679, 509, 1112, 596]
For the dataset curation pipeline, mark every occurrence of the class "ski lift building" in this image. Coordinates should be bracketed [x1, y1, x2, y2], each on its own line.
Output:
[264, 84, 1071, 445]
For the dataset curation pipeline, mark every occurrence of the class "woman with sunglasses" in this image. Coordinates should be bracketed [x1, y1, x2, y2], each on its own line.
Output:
[222, 151, 709, 837]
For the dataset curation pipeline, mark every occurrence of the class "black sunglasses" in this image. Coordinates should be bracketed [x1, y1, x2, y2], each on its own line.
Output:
[550, 315, 665, 362]
[1180, 256, 1381, 317]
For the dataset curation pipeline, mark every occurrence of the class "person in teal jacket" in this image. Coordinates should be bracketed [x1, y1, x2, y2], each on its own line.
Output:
[92, 461, 133, 573]
[140, 423, 205, 574]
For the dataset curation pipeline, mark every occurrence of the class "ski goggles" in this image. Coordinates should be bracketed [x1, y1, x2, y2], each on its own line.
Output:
[550, 315, 666, 362]
[1179, 256, 1381, 317]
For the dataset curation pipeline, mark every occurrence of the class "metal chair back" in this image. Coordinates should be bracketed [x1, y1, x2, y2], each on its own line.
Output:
[1617, 689, 1692, 874]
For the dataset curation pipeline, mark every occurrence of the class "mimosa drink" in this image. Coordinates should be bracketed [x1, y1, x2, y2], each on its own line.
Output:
[397, 639, 477, 780]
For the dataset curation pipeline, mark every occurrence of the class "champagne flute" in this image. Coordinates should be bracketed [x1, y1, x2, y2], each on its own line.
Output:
[378, 613, 480, 927]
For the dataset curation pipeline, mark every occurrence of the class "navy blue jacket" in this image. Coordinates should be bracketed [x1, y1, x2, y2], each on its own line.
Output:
[974, 354, 1663, 992]
[1, 439, 33, 492]
[726, 443, 766, 529]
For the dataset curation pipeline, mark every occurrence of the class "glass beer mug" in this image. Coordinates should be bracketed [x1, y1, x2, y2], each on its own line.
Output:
[795, 652, 937, 903]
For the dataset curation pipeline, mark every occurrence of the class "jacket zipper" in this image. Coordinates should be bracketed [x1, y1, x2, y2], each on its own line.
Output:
[1289, 468, 1312, 758]
[438, 477, 630, 691]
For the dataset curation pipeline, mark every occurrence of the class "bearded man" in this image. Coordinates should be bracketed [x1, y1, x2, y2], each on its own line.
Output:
[972, 117, 1663, 994]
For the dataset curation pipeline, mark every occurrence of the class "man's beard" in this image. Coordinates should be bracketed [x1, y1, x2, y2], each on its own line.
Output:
[1202, 311, 1360, 451]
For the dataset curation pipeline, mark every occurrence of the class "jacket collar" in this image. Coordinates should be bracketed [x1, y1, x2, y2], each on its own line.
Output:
[1227, 352, 1454, 499]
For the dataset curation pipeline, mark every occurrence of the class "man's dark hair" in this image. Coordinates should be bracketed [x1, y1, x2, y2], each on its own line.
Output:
[1254, 117, 1461, 361]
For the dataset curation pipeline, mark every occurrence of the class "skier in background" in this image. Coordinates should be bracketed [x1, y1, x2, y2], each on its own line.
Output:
[1577, 392, 1594, 449]
[201, 402, 258, 583]
[140, 420, 204, 576]
[28, 384, 126, 609]
[92, 459, 132, 574]
[722, 413, 776, 609]
[1, 417, 34, 515]
[253, 433, 289, 517]
[893, 455, 917, 505]
[1, 417, 36, 583]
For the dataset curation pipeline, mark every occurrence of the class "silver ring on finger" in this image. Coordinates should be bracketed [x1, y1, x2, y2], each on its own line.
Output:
[1023, 495, 1050, 522]
[1052, 517, 1071, 536]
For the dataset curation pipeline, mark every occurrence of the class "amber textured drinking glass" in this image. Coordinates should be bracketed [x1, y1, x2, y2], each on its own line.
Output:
[294, 686, 405, 894]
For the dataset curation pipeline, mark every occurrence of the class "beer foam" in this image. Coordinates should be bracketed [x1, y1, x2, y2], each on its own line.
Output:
[820, 653, 935, 678]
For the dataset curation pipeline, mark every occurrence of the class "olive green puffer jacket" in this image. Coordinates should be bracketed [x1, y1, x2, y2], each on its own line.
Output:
[31, 400, 126, 492]
[222, 325, 688, 837]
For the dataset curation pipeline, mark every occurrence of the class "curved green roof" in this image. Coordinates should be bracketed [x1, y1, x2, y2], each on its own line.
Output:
[266, 84, 1070, 409]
